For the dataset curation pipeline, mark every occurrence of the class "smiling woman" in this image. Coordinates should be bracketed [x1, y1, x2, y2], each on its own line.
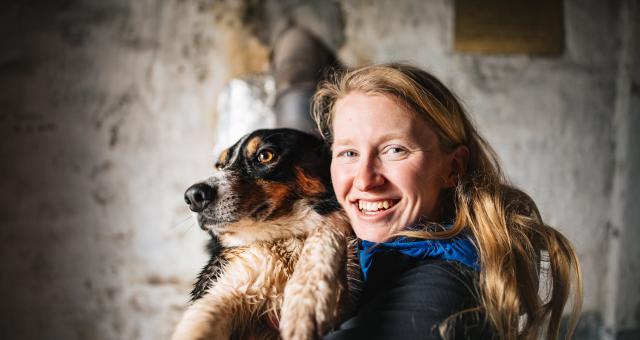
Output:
[312, 63, 583, 340]
[330, 92, 467, 242]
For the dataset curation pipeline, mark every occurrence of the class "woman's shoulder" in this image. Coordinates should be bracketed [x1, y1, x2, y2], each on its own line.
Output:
[325, 256, 494, 339]
[367, 256, 481, 319]
[363, 250, 479, 303]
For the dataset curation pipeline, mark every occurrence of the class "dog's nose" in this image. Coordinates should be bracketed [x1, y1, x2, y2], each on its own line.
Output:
[184, 183, 215, 212]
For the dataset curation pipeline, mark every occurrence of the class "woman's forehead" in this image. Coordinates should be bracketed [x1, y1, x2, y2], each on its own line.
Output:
[334, 92, 413, 119]
[332, 92, 438, 146]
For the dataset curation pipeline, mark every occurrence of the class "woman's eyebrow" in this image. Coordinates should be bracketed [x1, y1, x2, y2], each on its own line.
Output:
[333, 132, 412, 147]
[376, 132, 409, 141]
[332, 138, 354, 146]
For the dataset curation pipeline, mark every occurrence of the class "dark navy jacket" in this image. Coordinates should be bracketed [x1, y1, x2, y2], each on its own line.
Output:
[324, 252, 495, 339]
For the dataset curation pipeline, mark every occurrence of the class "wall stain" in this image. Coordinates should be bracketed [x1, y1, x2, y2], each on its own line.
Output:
[631, 81, 640, 96]
[90, 161, 114, 180]
[109, 123, 120, 148]
[211, 2, 270, 79]
[94, 90, 137, 130]
[92, 186, 117, 206]
[145, 273, 182, 286]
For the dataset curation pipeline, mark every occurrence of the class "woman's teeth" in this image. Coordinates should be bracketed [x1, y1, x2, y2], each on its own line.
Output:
[358, 200, 394, 212]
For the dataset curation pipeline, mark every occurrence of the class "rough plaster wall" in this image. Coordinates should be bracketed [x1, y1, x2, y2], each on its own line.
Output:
[609, 1, 640, 338]
[1, 0, 638, 339]
[0, 1, 267, 339]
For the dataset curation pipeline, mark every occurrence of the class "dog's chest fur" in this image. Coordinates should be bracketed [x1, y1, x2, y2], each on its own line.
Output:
[208, 238, 307, 339]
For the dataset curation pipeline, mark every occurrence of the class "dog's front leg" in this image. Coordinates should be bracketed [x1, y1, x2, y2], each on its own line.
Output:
[172, 245, 282, 340]
[280, 213, 351, 340]
[171, 278, 241, 340]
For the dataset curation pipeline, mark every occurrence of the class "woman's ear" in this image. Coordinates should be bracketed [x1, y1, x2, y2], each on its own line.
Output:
[444, 145, 469, 188]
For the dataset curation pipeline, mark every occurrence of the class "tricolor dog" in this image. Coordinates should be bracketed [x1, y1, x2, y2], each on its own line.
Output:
[172, 128, 359, 340]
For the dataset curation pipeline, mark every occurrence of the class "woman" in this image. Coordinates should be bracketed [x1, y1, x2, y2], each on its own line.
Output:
[312, 63, 582, 339]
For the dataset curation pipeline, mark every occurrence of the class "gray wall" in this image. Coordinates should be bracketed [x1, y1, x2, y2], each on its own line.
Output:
[1, 0, 638, 339]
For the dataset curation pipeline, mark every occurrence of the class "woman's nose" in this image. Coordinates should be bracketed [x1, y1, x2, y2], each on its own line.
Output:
[354, 158, 384, 191]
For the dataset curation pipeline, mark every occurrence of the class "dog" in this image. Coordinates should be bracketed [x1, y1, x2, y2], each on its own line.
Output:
[172, 128, 360, 340]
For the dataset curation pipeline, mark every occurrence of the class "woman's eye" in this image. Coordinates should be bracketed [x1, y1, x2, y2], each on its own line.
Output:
[337, 150, 358, 158]
[257, 149, 275, 164]
[384, 146, 406, 154]
[383, 145, 408, 159]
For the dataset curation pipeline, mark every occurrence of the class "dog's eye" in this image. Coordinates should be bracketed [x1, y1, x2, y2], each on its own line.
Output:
[257, 149, 275, 164]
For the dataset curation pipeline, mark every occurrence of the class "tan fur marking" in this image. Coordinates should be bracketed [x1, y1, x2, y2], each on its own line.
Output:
[246, 136, 262, 158]
[218, 148, 229, 166]
[294, 167, 326, 197]
[257, 179, 294, 217]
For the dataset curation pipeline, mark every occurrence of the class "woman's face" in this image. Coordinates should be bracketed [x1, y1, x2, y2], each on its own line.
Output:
[330, 92, 458, 242]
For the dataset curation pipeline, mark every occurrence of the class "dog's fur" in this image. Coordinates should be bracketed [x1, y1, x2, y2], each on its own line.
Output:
[172, 129, 360, 340]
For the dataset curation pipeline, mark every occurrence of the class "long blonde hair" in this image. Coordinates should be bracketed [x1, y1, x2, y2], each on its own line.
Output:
[311, 63, 582, 339]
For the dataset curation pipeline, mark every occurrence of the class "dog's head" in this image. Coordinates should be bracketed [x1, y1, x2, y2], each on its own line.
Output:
[184, 128, 337, 246]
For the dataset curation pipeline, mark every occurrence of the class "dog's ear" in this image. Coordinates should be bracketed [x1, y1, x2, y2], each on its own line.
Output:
[215, 148, 231, 170]
[296, 133, 332, 181]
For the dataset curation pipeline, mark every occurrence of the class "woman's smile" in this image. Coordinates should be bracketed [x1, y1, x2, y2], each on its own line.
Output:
[356, 199, 398, 213]
[350, 198, 400, 221]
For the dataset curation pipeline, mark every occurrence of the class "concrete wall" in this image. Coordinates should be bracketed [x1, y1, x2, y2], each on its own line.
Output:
[0, 1, 266, 338]
[607, 1, 640, 339]
[1, 0, 637, 339]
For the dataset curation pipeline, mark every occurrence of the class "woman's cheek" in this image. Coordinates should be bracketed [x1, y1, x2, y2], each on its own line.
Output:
[330, 163, 349, 204]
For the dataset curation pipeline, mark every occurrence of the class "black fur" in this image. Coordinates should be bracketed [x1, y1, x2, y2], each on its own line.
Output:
[190, 236, 227, 301]
[313, 197, 342, 216]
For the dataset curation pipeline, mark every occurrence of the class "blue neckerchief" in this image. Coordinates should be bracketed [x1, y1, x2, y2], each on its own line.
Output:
[358, 235, 480, 281]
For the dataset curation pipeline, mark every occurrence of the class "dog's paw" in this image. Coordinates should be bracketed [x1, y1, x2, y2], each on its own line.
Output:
[279, 296, 321, 340]
[280, 278, 340, 340]
[280, 222, 349, 340]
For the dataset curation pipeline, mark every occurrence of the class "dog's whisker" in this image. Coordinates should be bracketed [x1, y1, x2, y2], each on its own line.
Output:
[172, 214, 195, 229]
[179, 221, 197, 238]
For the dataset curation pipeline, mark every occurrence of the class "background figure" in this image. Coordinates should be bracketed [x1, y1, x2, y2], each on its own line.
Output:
[0, 1, 638, 339]
[272, 26, 340, 133]
[214, 25, 338, 154]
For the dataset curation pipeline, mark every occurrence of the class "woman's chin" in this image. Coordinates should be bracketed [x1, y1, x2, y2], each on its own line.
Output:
[348, 207, 408, 242]
[352, 223, 392, 243]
